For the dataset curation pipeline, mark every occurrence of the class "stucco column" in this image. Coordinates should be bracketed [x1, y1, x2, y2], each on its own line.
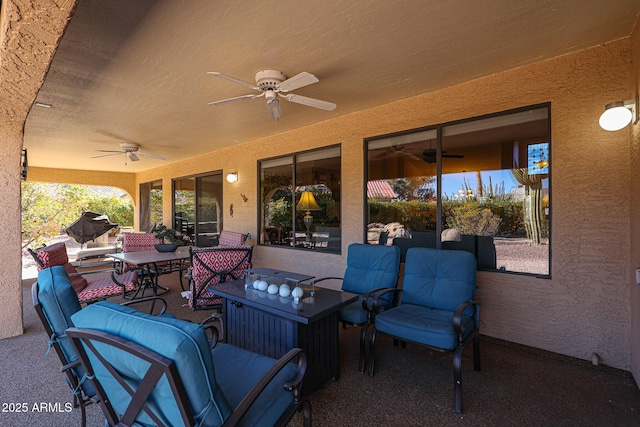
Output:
[0, 0, 77, 338]
[0, 120, 24, 338]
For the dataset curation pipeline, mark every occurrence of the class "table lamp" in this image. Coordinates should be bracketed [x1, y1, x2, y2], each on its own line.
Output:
[296, 191, 321, 241]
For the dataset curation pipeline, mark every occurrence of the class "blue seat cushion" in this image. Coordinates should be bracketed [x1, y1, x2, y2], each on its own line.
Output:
[36, 266, 96, 397]
[403, 247, 476, 316]
[71, 301, 232, 427]
[375, 304, 475, 350]
[339, 296, 393, 325]
[212, 344, 298, 426]
[341, 243, 400, 299]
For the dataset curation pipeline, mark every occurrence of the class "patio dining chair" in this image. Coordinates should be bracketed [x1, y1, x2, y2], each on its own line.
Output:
[186, 245, 253, 338]
[314, 243, 401, 373]
[32, 266, 167, 427]
[29, 242, 138, 304]
[217, 230, 249, 247]
[367, 247, 480, 413]
[66, 301, 312, 426]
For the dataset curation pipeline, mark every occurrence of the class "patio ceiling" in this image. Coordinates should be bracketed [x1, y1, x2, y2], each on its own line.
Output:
[24, 0, 640, 173]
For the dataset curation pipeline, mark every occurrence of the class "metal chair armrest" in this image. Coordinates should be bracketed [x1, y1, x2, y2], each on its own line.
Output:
[453, 300, 480, 334]
[368, 287, 402, 312]
[223, 348, 307, 427]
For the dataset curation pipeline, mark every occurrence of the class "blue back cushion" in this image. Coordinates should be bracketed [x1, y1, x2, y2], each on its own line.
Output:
[402, 248, 477, 312]
[71, 302, 232, 427]
[342, 243, 400, 298]
[36, 266, 95, 397]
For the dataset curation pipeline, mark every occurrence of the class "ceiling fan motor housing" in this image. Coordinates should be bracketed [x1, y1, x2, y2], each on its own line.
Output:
[255, 70, 286, 91]
[120, 142, 139, 152]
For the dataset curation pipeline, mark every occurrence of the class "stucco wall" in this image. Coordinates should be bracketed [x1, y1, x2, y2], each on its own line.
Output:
[0, 0, 77, 339]
[138, 39, 635, 370]
[28, 167, 136, 199]
[629, 18, 640, 384]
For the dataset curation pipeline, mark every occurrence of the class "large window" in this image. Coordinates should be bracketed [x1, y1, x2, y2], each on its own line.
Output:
[173, 172, 223, 247]
[260, 146, 341, 253]
[366, 105, 550, 276]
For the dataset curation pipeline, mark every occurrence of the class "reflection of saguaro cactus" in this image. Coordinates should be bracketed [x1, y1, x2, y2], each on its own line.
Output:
[511, 168, 543, 245]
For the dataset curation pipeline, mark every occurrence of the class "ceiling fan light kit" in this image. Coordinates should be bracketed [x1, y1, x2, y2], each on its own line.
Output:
[208, 69, 336, 120]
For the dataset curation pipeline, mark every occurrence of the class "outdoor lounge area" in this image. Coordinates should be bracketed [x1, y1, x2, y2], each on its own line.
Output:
[3, 1, 640, 426]
[3, 268, 639, 426]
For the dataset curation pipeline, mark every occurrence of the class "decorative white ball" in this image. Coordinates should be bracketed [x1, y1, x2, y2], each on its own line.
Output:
[252, 279, 261, 289]
[278, 284, 291, 297]
[292, 286, 304, 299]
[257, 280, 269, 291]
[267, 284, 279, 294]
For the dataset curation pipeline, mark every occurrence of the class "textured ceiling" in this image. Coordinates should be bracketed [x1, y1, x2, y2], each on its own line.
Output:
[24, 0, 640, 172]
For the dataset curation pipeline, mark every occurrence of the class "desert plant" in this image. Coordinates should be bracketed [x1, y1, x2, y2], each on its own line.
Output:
[446, 204, 501, 236]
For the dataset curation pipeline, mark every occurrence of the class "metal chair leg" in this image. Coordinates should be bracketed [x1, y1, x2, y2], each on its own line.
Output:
[359, 321, 373, 374]
[367, 328, 377, 376]
[453, 345, 464, 413]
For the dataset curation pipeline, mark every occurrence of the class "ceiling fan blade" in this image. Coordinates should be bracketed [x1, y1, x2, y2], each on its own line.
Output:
[91, 153, 122, 159]
[127, 152, 140, 162]
[277, 72, 319, 92]
[208, 93, 262, 106]
[207, 72, 260, 90]
[404, 152, 422, 161]
[94, 149, 123, 153]
[283, 94, 336, 111]
[137, 152, 170, 161]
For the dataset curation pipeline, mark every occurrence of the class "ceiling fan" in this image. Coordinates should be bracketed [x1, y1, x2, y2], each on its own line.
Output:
[422, 148, 464, 163]
[207, 70, 337, 120]
[91, 142, 169, 164]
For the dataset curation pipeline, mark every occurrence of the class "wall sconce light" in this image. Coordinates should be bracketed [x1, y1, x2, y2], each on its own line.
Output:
[599, 98, 638, 131]
[226, 172, 238, 183]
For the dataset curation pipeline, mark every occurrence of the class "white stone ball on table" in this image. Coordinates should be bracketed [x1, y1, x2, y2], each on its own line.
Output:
[267, 284, 279, 294]
[257, 280, 269, 291]
[292, 286, 304, 299]
[278, 284, 291, 297]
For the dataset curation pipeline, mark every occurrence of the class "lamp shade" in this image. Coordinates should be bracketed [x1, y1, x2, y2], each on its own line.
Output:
[599, 102, 633, 131]
[296, 191, 321, 211]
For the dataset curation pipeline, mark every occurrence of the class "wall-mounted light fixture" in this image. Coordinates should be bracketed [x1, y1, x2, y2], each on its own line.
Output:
[226, 172, 238, 183]
[599, 98, 638, 131]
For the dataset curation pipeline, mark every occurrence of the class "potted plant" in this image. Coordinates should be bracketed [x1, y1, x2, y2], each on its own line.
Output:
[152, 224, 184, 252]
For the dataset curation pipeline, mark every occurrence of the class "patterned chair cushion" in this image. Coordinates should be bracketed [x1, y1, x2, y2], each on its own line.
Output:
[217, 231, 248, 247]
[121, 233, 162, 272]
[33, 243, 89, 292]
[122, 233, 160, 252]
[189, 246, 252, 309]
[77, 271, 138, 303]
[33, 242, 69, 269]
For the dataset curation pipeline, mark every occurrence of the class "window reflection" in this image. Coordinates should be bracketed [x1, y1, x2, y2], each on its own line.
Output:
[260, 146, 341, 253]
[367, 106, 550, 276]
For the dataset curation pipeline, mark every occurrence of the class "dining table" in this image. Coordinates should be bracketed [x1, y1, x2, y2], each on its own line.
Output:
[108, 246, 191, 297]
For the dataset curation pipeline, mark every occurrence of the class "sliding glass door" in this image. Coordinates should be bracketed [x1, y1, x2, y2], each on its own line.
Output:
[173, 172, 223, 247]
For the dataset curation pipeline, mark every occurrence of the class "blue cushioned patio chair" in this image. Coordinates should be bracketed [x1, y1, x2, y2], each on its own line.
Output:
[66, 301, 312, 427]
[368, 247, 480, 413]
[32, 266, 167, 427]
[315, 243, 400, 373]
